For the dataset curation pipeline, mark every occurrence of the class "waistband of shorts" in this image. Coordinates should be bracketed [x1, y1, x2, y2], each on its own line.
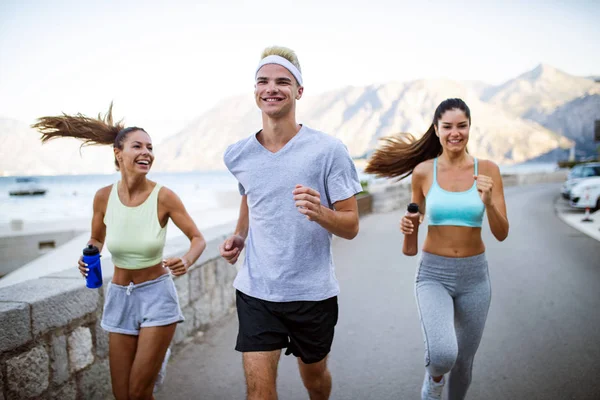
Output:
[109, 272, 171, 290]
[420, 251, 487, 268]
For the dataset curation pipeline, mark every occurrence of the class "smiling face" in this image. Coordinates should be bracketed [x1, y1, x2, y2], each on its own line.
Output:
[114, 129, 154, 176]
[434, 108, 470, 154]
[254, 63, 303, 119]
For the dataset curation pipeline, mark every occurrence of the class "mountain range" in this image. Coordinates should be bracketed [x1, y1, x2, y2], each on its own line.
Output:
[1, 64, 598, 176]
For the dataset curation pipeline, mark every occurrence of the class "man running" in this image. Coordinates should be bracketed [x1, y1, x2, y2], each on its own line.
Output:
[220, 46, 362, 400]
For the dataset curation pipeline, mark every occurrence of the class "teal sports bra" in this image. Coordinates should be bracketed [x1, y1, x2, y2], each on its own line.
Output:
[426, 158, 485, 227]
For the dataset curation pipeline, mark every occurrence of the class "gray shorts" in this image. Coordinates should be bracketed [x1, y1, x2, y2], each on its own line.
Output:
[101, 273, 184, 336]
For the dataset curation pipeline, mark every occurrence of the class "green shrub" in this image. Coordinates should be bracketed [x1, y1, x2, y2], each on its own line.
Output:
[359, 179, 369, 194]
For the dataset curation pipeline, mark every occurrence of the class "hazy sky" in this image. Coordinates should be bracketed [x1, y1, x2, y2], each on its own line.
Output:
[1, 0, 598, 143]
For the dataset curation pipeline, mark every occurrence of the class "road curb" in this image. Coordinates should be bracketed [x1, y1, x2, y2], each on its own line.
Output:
[555, 198, 600, 242]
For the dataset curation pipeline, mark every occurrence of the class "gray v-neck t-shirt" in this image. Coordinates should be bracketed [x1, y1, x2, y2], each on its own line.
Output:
[224, 125, 362, 302]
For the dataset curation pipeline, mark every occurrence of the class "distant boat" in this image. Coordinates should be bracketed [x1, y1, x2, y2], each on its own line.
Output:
[9, 177, 47, 196]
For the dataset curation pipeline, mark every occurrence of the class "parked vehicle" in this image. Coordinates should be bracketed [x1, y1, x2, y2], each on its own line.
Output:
[8, 177, 47, 196]
[569, 177, 600, 211]
[560, 162, 600, 199]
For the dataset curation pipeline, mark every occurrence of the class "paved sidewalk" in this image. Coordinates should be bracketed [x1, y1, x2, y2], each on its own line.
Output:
[157, 184, 600, 400]
[555, 197, 600, 242]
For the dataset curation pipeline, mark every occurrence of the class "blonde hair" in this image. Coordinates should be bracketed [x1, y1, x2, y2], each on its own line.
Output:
[261, 46, 302, 73]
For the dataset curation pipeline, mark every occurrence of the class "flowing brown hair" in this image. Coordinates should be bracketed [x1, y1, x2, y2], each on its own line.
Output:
[31, 103, 146, 170]
[365, 98, 471, 180]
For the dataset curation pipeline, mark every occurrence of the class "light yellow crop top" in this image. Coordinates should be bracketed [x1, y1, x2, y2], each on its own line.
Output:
[104, 182, 167, 269]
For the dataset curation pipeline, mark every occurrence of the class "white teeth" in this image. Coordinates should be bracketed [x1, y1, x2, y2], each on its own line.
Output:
[265, 98, 280, 102]
[137, 160, 149, 165]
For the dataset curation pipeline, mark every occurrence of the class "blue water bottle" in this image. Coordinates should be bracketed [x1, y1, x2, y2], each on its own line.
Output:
[83, 244, 102, 289]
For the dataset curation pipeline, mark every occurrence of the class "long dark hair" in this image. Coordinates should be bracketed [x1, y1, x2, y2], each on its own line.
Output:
[32, 103, 146, 170]
[365, 98, 471, 180]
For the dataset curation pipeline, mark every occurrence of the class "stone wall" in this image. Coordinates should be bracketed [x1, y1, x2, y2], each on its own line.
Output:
[505, 170, 569, 186]
[369, 180, 411, 213]
[0, 223, 240, 400]
[356, 193, 373, 216]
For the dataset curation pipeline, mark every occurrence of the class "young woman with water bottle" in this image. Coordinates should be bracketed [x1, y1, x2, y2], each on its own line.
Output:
[365, 98, 509, 400]
[33, 104, 206, 400]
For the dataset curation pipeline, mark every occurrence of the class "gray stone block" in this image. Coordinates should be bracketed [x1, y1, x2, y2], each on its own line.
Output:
[162, 236, 191, 260]
[195, 230, 232, 265]
[222, 282, 236, 311]
[0, 367, 4, 400]
[193, 292, 212, 330]
[211, 286, 226, 320]
[202, 260, 217, 294]
[78, 359, 111, 400]
[189, 266, 204, 302]
[48, 267, 86, 280]
[218, 257, 236, 285]
[173, 306, 195, 345]
[230, 252, 243, 279]
[47, 255, 116, 284]
[173, 273, 190, 307]
[6, 345, 49, 398]
[215, 258, 229, 285]
[0, 278, 99, 336]
[51, 334, 69, 385]
[50, 380, 77, 400]
[68, 327, 94, 372]
[0, 301, 31, 352]
[95, 320, 109, 358]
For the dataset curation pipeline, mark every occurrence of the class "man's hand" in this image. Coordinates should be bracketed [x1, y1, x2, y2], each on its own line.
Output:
[293, 184, 323, 222]
[219, 234, 245, 264]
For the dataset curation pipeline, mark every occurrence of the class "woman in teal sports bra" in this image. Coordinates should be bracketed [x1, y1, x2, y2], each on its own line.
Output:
[34, 104, 206, 400]
[366, 98, 509, 400]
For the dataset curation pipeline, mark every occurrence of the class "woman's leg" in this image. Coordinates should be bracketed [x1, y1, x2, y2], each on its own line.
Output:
[109, 333, 138, 400]
[416, 280, 458, 378]
[128, 324, 177, 400]
[446, 271, 491, 399]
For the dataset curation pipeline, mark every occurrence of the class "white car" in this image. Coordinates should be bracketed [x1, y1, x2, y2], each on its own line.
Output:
[569, 177, 600, 211]
[561, 162, 600, 199]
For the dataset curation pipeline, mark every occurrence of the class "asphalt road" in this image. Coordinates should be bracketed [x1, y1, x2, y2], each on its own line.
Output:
[157, 183, 600, 400]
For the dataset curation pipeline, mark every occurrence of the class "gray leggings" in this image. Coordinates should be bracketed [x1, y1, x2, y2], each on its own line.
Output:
[415, 251, 491, 400]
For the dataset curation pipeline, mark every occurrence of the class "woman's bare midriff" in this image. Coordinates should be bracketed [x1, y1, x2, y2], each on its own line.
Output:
[112, 262, 168, 285]
[422, 226, 486, 258]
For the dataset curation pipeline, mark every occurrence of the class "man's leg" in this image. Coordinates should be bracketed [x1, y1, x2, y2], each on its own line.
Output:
[298, 355, 332, 400]
[243, 350, 281, 400]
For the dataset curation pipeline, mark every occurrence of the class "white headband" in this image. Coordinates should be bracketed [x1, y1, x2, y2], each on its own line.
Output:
[255, 55, 303, 86]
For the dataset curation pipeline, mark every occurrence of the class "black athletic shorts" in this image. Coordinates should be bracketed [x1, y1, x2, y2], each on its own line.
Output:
[235, 290, 339, 364]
